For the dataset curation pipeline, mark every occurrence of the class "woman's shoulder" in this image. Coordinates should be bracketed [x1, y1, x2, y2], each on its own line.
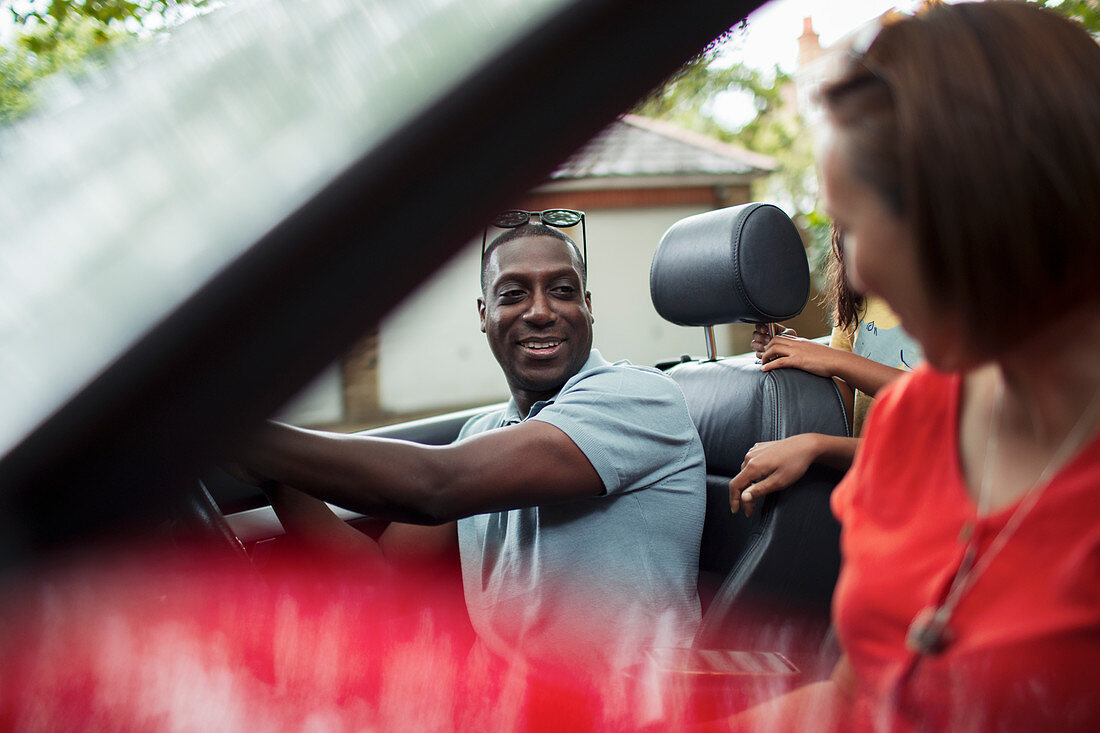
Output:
[834, 365, 960, 520]
[877, 363, 953, 404]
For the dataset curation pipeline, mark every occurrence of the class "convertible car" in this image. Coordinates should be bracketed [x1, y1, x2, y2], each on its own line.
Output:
[0, 0, 851, 728]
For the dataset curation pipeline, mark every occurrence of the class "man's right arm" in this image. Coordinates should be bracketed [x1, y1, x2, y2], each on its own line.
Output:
[236, 416, 603, 525]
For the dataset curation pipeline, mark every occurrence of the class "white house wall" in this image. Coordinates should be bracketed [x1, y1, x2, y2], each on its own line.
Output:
[276, 364, 344, 426]
[377, 205, 737, 415]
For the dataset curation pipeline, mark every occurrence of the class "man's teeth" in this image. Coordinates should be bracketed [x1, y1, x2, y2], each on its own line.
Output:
[521, 340, 561, 349]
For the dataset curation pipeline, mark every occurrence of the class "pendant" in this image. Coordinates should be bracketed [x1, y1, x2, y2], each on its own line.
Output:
[905, 606, 953, 655]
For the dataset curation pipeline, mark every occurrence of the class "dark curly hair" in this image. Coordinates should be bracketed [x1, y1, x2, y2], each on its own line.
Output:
[824, 224, 865, 334]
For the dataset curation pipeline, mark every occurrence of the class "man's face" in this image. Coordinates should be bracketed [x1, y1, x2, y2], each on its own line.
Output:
[478, 235, 594, 404]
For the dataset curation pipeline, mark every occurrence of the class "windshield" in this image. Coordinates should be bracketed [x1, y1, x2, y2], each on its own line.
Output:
[0, 0, 569, 459]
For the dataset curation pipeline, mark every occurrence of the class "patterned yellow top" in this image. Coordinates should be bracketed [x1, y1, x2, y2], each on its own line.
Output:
[828, 297, 923, 437]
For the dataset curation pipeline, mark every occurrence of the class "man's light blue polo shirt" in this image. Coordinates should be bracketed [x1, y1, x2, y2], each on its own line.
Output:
[455, 350, 705, 668]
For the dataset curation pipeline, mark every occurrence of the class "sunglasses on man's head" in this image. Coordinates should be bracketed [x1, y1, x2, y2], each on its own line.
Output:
[481, 209, 587, 276]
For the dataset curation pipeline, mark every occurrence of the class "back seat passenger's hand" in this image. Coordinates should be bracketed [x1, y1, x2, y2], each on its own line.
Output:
[759, 332, 839, 378]
[752, 324, 796, 361]
[729, 434, 820, 517]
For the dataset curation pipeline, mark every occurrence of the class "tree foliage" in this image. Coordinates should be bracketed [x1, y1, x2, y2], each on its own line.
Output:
[631, 0, 1100, 292]
[0, 17, 129, 124]
[633, 28, 788, 141]
[632, 26, 824, 282]
[9, 1, 207, 52]
[1, 0, 204, 123]
[1029, 0, 1100, 32]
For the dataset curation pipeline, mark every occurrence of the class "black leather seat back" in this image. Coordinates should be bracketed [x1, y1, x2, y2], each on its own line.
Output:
[670, 356, 847, 652]
[650, 204, 849, 663]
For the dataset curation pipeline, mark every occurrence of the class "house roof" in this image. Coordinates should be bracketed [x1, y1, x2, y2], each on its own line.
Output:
[542, 114, 777, 191]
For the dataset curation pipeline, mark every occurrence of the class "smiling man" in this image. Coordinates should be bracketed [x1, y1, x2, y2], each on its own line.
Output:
[235, 219, 705, 669]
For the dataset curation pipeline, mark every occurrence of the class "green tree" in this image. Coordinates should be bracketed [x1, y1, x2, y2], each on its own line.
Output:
[1028, 0, 1100, 32]
[0, 18, 128, 124]
[632, 0, 1100, 293]
[9, 1, 207, 53]
[1, 0, 205, 123]
[633, 27, 788, 143]
[633, 31, 826, 286]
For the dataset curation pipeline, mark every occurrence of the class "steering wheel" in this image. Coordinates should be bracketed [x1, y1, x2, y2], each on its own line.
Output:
[169, 478, 251, 564]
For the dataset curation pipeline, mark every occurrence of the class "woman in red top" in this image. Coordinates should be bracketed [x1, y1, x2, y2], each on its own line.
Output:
[731, 3, 1100, 730]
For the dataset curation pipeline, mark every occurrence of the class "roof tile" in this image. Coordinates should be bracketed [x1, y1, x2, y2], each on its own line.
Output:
[551, 114, 776, 181]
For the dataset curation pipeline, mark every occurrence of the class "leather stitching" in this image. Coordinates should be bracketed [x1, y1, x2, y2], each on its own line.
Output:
[730, 204, 757, 319]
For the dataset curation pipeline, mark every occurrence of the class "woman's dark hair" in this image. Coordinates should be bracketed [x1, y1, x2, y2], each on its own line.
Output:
[824, 224, 864, 334]
[819, 2, 1100, 359]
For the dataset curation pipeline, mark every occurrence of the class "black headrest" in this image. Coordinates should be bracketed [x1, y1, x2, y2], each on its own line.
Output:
[650, 203, 810, 327]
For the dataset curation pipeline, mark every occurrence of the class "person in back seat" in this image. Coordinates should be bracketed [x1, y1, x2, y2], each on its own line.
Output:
[728, 225, 923, 516]
[230, 218, 705, 672]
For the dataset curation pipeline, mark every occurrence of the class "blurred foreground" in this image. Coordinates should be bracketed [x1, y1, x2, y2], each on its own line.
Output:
[0, 544, 820, 732]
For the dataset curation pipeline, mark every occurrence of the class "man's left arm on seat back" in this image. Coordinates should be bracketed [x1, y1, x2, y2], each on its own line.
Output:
[237, 416, 604, 525]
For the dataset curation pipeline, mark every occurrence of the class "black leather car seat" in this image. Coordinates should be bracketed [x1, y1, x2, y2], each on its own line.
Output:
[650, 203, 849, 665]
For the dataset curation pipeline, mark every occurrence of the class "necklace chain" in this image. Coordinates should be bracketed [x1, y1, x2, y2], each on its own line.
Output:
[906, 380, 1100, 655]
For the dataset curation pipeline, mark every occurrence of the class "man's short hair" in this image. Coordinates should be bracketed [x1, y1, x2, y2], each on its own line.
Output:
[480, 223, 586, 294]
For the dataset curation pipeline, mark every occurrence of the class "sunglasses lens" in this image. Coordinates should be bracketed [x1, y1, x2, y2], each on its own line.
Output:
[541, 209, 582, 227]
[492, 210, 530, 228]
